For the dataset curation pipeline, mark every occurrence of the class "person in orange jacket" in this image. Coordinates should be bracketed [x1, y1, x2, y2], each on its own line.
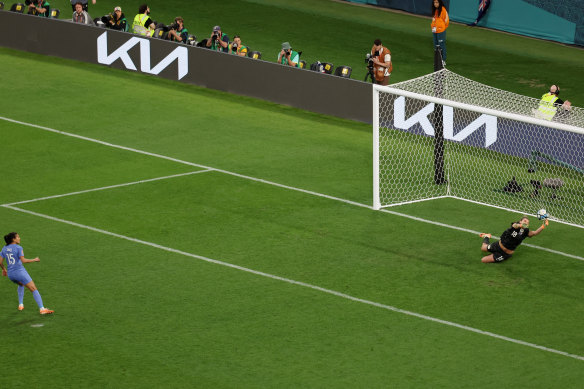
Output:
[431, 0, 449, 64]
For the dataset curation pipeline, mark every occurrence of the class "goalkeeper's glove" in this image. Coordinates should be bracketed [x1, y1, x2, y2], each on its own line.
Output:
[541, 219, 549, 229]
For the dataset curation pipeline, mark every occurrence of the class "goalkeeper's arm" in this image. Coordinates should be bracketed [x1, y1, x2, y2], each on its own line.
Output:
[529, 219, 549, 237]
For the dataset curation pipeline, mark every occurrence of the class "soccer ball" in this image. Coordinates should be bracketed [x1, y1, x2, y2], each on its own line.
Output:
[537, 209, 548, 220]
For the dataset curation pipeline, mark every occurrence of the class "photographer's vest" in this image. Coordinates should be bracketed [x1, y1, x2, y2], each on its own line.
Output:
[230, 45, 248, 56]
[537, 93, 559, 121]
[211, 33, 228, 52]
[29, 1, 50, 17]
[132, 14, 153, 36]
[280, 50, 300, 67]
[374, 47, 392, 82]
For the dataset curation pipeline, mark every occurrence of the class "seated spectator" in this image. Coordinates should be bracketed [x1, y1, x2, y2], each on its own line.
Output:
[278, 42, 300, 67]
[26, 0, 50, 17]
[229, 35, 248, 57]
[72, 1, 92, 25]
[70, 0, 95, 12]
[101, 6, 127, 31]
[132, 4, 156, 37]
[167, 17, 189, 43]
[205, 25, 229, 53]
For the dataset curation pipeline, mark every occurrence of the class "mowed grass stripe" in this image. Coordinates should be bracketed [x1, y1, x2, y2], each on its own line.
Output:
[2, 114, 582, 263]
[3, 203, 583, 362]
[1, 207, 580, 388]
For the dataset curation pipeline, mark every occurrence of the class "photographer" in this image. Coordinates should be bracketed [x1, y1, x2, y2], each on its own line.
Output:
[70, 0, 95, 12]
[167, 17, 189, 43]
[205, 26, 229, 53]
[370, 39, 392, 85]
[72, 1, 92, 24]
[229, 35, 248, 57]
[101, 6, 127, 31]
[26, 0, 50, 17]
[278, 42, 300, 68]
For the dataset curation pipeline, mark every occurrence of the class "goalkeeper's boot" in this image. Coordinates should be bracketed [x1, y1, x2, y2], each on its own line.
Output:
[40, 308, 54, 315]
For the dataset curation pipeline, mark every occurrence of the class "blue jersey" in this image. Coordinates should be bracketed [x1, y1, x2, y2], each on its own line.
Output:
[1, 244, 25, 274]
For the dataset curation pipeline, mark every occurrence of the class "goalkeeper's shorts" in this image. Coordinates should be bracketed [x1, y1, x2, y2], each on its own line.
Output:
[487, 241, 512, 262]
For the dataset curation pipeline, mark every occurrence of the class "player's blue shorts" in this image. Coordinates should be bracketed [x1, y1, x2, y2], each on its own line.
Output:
[8, 269, 33, 286]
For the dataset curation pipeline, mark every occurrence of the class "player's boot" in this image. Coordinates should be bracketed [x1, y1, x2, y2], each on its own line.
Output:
[40, 308, 54, 315]
[18, 304, 24, 311]
[479, 233, 491, 239]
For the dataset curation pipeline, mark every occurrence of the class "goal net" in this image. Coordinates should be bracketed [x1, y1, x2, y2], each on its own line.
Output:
[373, 69, 584, 228]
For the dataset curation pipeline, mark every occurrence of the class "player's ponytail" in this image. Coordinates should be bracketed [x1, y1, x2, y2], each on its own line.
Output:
[4, 232, 17, 245]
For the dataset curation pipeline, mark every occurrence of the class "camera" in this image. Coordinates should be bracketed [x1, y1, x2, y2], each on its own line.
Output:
[365, 53, 373, 68]
[212, 33, 219, 40]
[169, 22, 180, 30]
[232, 42, 238, 50]
[284, 49, 291, 57]
[187, 35, 198, 46]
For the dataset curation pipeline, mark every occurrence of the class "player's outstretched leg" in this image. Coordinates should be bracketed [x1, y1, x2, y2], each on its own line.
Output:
[24, 281, 54, 315]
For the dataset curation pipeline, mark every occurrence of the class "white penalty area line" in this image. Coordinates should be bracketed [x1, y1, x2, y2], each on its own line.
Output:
[2, 170, 212, 207]
[1, 115, 583, 262]
[2, 204, 583, 362]
[0, 116, 368, 210]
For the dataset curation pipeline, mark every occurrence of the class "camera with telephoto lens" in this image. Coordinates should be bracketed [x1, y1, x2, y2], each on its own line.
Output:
[212, 33, 219, 41]
[232, 42, 238, 50]
[284, 49, 291, 57]
[365, 53, 373, 68]
[169, 22, 180, 30]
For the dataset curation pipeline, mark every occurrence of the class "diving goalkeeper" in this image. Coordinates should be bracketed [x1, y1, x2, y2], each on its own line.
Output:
[478, 216, 548, 263]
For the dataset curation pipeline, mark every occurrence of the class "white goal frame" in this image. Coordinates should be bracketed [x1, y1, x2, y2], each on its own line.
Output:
[373, 84, 584, 229]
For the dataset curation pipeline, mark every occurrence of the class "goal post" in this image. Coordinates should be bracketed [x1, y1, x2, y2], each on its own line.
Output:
[373, 71, 584, 228]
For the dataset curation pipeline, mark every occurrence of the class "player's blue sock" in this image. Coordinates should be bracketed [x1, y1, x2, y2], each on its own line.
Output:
[18, 285, 25, 305]
[32, 290, 44, 309]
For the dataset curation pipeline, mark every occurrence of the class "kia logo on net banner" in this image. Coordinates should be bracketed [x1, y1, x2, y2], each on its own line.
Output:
[393, 96, 498, 148]
[96, 31, 188, 80]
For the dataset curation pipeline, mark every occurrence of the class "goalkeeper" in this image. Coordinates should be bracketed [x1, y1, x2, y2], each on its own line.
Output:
[478, 216, 548, 263]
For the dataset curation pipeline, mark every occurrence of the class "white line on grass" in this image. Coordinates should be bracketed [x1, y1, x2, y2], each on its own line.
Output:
[3, 170, 212, 206]
[1, 115, 583, 262]
[2, 204, 583, 362]
[379, 209, 584, 262]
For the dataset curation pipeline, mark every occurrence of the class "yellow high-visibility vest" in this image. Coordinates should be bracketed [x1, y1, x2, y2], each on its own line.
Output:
[132, 14, 153, 36]
[537, 93, 559, 121]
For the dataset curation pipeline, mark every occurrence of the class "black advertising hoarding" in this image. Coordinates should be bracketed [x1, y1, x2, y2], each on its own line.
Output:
[0, 11, 372, 123]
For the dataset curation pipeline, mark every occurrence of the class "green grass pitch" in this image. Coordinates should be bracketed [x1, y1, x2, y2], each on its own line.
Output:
[1, 1, 584, 388]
